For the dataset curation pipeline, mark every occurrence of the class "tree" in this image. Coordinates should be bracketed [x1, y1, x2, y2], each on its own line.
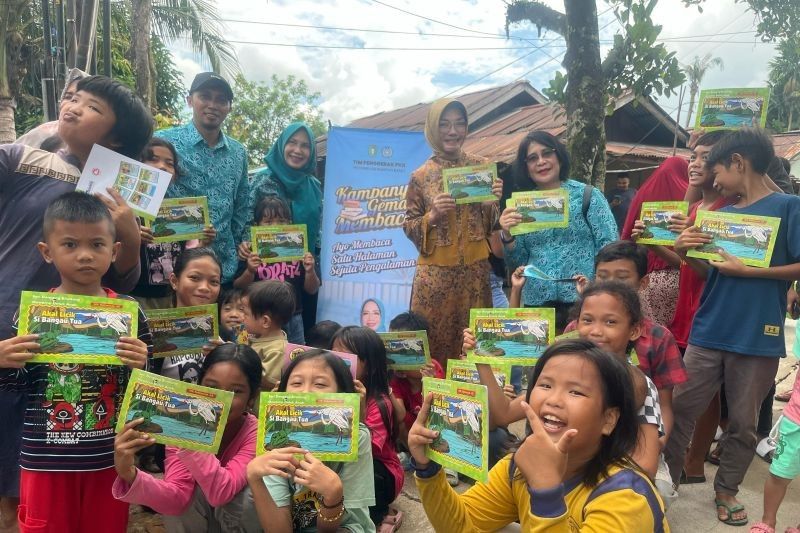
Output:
[226, 74, 326, 168]
[683, 1, 800, 41]
[506, 0, 684, 187]
[767, 37, 800, 132]
[683, 54, 724, 128]
[0, 0, 33, 143]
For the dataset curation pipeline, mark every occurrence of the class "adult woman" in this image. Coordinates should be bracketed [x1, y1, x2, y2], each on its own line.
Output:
[403, 98, 501, 362]
[360, 298, 385, 332]
[621, 156, 688, 326]
[499, 131, 617, 330]
[16, 68, 88, 148]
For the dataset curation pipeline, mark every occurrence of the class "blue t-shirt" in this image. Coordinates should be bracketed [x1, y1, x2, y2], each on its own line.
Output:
[689, 193, 800, 357]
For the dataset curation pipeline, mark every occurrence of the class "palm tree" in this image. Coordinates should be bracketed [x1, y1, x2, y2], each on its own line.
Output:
[767, 38, 800, 132]
[684, 53, 724, 128]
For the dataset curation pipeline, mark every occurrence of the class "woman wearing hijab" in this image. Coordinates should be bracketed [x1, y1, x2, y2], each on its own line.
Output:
[403, 98, 502, 363]
[621, 156, 689, 326]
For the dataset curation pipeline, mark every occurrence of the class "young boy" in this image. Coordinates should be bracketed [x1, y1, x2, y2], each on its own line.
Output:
[0, 75, 152, 528]
[666, 128, 800, 526]
[242, 280, 294, 389]
[0, 192, 152, 532]
[305, 320, 341, 349]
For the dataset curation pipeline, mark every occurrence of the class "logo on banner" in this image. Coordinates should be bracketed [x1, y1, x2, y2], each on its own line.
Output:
[368, 145, 378, 158]
[381, 146, 393, 158]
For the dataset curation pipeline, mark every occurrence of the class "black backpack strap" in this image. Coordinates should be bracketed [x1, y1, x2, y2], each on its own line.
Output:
[582, 184, 594, 238]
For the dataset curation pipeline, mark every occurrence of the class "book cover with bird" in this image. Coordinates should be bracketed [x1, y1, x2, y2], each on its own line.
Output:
[686, 210, 780, 268]
[148, 305, 219, 359]
[144, 196, 210, 243]
[506, 189, 570, 234]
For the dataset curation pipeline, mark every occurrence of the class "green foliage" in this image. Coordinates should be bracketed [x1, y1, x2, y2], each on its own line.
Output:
[767, 37, 800, 131]
[683, 0, 800, 41]
[152, 36, 186, 116]
[226, 74, 327, 168]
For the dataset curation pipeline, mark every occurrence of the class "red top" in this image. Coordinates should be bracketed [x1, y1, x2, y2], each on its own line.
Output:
[365, 395, 405, 498]
[390, 360, 445, 430]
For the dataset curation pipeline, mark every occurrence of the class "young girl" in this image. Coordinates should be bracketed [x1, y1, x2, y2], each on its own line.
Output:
[246, 349, 375, 532]
[154, 248, 223, 383]
[409, 339, 668, 531]
[332, 327, 404, 531]
[235, 196, 319, 344]
[465, 281, 664, 479]
[113, 344, 262, 532]
[219, 288, 247, 343]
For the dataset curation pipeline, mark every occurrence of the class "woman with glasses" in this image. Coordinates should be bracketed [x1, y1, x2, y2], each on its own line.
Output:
[403, 98, 502, 362]
[498, 130, 617, 331]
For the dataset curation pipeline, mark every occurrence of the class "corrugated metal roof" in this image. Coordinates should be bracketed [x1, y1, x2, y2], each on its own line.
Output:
[772, 132, 800, 160]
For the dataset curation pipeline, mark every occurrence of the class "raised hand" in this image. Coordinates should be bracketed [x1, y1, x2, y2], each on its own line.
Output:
[246, 447, 306, 480]
[116, 337, 148, 369]
[293, 452, 343, 502]
[0, 334, 40, 368]
[513, 401, 577, 491]
[667, 213, 690, 234]
[674, 226, 712, 254]
[201, 226, 217, 246]
[499, 206, 522, 234]
[462, 328, 476, 356]
[407, 392, 439, 468]
[114, 418, 156, 483]
[429, 193, 456, 226]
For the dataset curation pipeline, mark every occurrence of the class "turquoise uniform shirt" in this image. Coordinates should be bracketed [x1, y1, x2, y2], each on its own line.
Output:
[157, 121, 250, 283]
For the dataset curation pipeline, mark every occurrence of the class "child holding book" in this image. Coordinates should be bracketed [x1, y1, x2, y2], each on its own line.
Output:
[235, 196, 320, 344]
[242, 280, 295, 390]
[665, 128, 800, 526]
[409, 339, 668, 531]
[332, 326, 404, 530]
[305, 320, 341, 349]
[113, 343, 262, 532]
[247, 349, 376, 532]
[0, 192, 152, 532]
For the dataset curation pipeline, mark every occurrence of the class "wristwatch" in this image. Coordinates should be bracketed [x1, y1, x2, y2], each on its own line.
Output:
[500, 230, 515, 244]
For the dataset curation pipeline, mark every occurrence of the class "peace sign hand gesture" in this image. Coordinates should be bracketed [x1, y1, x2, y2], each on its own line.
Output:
[514, 401, 577, 491]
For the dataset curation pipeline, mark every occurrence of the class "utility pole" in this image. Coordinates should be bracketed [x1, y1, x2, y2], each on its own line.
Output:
[102, 0, 110, 76]
[41, 0, 58, 121]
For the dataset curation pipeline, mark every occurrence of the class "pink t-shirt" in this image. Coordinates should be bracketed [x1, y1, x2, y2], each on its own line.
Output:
[365, 396, 404, 498]
[784, 371, 800, 425]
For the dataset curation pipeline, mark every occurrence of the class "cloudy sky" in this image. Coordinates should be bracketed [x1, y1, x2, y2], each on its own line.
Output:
[167, 0, 777, 126]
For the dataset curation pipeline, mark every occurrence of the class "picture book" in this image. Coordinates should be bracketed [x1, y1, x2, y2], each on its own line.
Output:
[18, 291, 138, 365]
[251, 224, 308, 264]
[116, 369, 233, 453]
[442, 163, 497, 204]
[148, 305, 219, 359]
[506, 189, 569, 234]
[522, 264, 576, 282]
[636, 201, 689, 245]
[446, 359, 510, 389]
[283, 343, 358, 380]
[695, 87, 770, 131]
[467, 308, 556, 366]
[144, 197, 210, 243]
[422, 378, 488, 482]
[378, 331, 432, 370]
[257, 392, 361, 462]
[686, 210, 781, 268]
[230, 324, 250, 345]
[76, 144, 171, 219]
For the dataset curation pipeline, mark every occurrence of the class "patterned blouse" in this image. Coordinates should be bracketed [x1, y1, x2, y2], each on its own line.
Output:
[505, 179, 617, 305]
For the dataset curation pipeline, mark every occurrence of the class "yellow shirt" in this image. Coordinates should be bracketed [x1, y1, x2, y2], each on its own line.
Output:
[251, 331, 287, 388]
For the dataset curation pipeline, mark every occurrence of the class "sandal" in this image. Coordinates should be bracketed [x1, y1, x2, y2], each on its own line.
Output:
[680, 470, 706, 484]
[378, 509, 403, 533]
[775, 389, 792, 402]
[785, 527, 800, 533]
[715, 499, 748, 526]
[749, 523, 775, 533]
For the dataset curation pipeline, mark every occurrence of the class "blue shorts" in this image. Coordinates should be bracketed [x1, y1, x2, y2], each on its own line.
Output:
[770, 416, 800, 480]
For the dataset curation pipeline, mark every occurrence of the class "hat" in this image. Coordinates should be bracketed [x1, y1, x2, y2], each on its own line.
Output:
[189, 72, 234, 101]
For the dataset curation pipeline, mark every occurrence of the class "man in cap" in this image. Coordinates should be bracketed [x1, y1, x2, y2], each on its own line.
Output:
[157, 72, 249, 285]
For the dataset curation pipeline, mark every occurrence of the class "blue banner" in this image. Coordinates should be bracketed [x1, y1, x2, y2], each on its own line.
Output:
[318, 127, 431, 331]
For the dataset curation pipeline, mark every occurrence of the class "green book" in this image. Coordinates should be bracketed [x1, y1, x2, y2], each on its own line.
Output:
[378, 331, 431, 370]
[466, 308, 555, 366]
[116, 369, 233, 453]
[144, 196, 210, 243]
[695, 87, 770, 131]
[422, 377, 488, 483]
[18, 291, 138, 365]
[257, 392, 361, 462]
[506, 189, 569, 234]
[148, 305, 219, 359]
[442, 163, 497, 204]
[686, 210, 781, 268]
[636, 201, 689, 245]
[446, 359, 511, 388]
[251, 224, 308, 264]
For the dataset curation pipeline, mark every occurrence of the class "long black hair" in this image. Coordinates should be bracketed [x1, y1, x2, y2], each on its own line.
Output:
[520, 339, 639, 486]
[199, 343, 262, 399]
[278, 348, 355, 394]
[503, 130, 571, 204]
[173, 247, 221, 278]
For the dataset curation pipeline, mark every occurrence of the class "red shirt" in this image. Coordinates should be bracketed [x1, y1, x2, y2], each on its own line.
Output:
[365, 396, 404, 498]
[390, 360, 445, 430]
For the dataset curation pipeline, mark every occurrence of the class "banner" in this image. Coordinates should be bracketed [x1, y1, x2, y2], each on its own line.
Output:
[318, 127, 431, 331]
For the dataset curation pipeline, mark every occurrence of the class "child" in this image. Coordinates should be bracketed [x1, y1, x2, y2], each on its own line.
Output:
[246, 349, 376, 532]
[305, 320, 341, 349]
[113, 343, 262, 532]
[749, 370, 800, 533]
[242, 280, 295, 390]
[218, 288, 247, 343]
[154, 248, 223, 384]
[666, 128, 800, 526]
[131, 138, 216, 310]
[0, 191, 151, 532]
[235, 196, 320, 345]
[408, 339, 668, 531]
[332, 327, 403, 530]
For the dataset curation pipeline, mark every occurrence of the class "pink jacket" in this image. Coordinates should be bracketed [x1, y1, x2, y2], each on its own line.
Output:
[112, 414, 257, 514]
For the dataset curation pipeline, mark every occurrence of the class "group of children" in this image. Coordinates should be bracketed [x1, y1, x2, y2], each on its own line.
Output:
[0, 73, 798, 533]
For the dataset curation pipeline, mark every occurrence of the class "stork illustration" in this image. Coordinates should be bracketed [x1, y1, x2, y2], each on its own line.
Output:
[187, 399, 218, 436]
[454, 400, 482, 453]
[538, 197, 563, 210]
[94, 313, 130, 335]
[310, 407, 351, 445]
[179, 316, 213, 333]
[743, 225, 769, 252]
[519, 320, 548, 346]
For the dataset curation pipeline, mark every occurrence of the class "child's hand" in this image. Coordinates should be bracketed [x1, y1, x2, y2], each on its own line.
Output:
[98, 188, 139, 248]
[237, 242, 252, 261]
[514, 401, 577, 491]
[116, 337, 148, 369]
[202, 337, 225, 357]
[139, 226, 155, 245]
[498, 206, 522, 233]
[419, 363, 437, 378]
[302, 252, 316, 272]
[573, 274, 590, 295]
[503, 384, 517, 400]
[354, 379, 367, 421]
[483, 180, 503, 206]
[246, 447, 305, 480]
[201, 225, 217, 246]
[293, 453, 343, 502]
[114, 418, 156, 483]
[631, 220, 646, 240]
[674, 226, 711, 254]
[510, 266, 527, 290]
[462, 328, 476, 356]
[408, 392, 438, 468]
[246, 253, 262, 274]
[709, 249, 751, 277]
[667, 213, 690, 234]
[788, 285, 800, 319]
[0, 334, 40, 368]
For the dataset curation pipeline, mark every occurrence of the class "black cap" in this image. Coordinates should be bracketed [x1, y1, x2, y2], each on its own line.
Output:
[189, 72, 234, 101]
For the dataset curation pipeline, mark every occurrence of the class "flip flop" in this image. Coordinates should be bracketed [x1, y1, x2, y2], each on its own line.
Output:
[784, 527, 800, 533]
[715, 499, 748, 526]
[680, 470, 706, 484]
[775, 390, 792, 402]
[749, 523, 774, 533]
[378, 509, 403, 533]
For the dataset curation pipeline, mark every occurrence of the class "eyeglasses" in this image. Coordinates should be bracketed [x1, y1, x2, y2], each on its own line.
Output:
[525, 148, 556, 164]
[439, 121, 468, 132]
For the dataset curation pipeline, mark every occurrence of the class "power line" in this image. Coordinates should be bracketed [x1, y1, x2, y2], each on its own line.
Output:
[223, 40, 555, 51]
[371, 0, 515, 38]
